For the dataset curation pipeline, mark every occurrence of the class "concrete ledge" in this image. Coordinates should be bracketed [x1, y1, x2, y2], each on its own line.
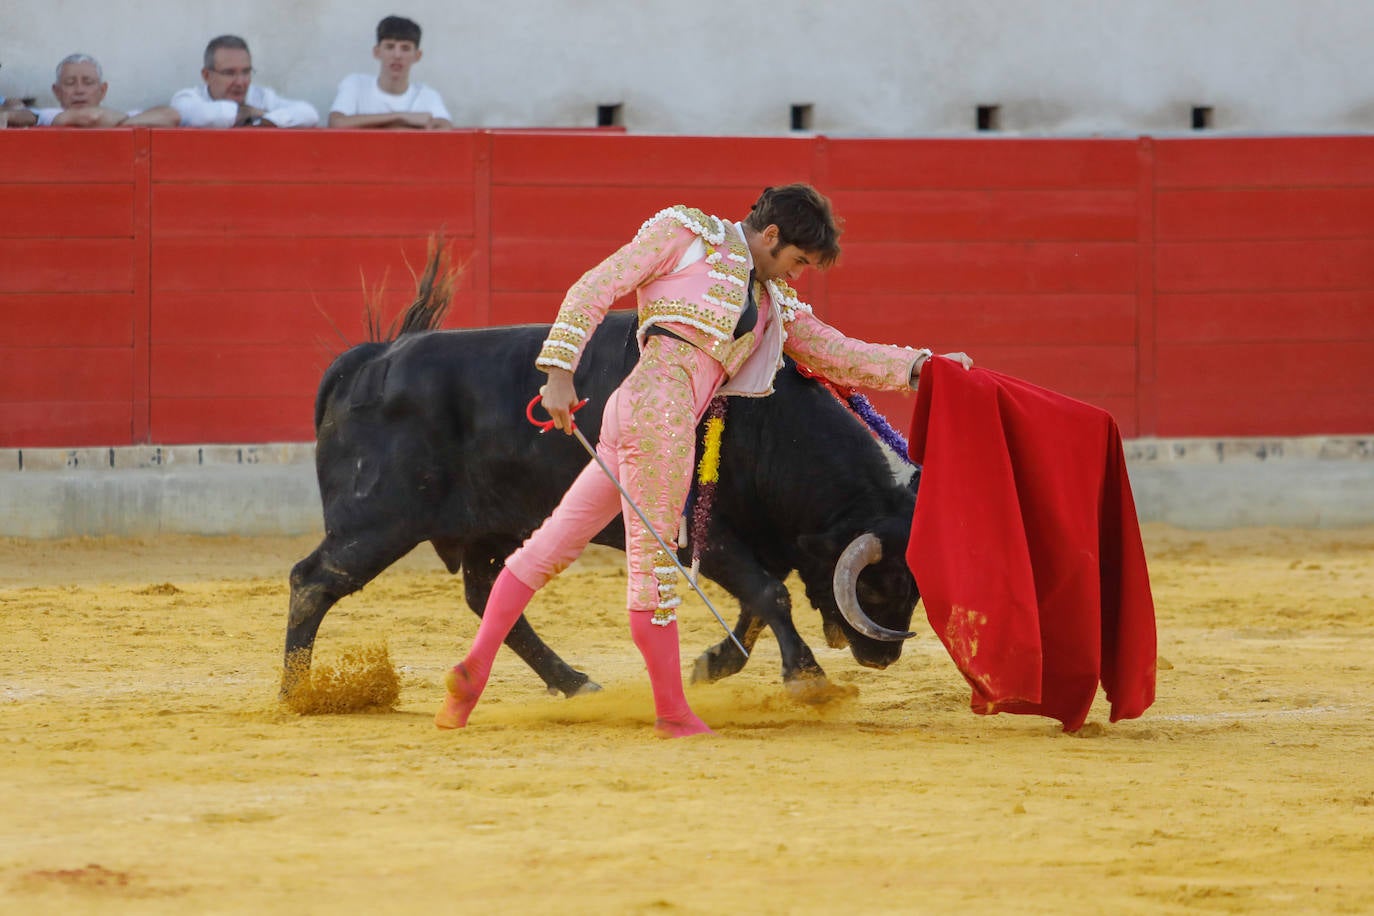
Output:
[1124, 436, 1374, 528]
[13, 443, 316, 473]
[1, 437, 1371, 538]
[1123, 436, 1374, 464]
[1, 444, 320, 538]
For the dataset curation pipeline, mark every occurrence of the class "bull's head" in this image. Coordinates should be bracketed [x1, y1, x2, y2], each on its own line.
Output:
[834, 531, 917, 640]
[799, 512, 920, 669]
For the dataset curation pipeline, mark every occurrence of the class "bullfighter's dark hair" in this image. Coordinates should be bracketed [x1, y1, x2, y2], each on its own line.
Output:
[203, 35, 250, 71]
[743, 183, 842, 268]
[377, 15, 423, 46]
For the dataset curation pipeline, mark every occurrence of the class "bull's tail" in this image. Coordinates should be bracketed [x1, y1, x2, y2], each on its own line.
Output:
[364, 237, 462, 343]
[313, 238, 461, 432]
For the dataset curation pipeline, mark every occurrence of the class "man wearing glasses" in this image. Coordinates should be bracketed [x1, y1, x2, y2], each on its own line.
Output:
[170, 35, 318, 128]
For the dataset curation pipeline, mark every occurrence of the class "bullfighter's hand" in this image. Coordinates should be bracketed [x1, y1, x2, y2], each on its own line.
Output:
[540, 368, 580, 435]
[910, 351, 974, 388]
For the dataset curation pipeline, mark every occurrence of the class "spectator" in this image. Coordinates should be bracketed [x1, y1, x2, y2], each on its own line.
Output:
[1, 59, 36, 127]
[1, 61, 20, 110]
[171, 35, 318, 128]
[328, 16, 452, 130]
[4, 54, 179, 128]
[0, 92, 17, 128]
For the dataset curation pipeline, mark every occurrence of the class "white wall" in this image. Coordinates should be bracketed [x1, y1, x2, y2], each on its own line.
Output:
[3, 0, 1372, 135]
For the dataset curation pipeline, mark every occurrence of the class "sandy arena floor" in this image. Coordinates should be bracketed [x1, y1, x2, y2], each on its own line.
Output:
[1, 525, 1372, 914]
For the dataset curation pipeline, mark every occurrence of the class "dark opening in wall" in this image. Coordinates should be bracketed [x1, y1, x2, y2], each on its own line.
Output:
[597, 103, 623, 127]
[976, 104, 1000, 131]
[790, 104, 814, 131]
[1191, 106, 1214, 130]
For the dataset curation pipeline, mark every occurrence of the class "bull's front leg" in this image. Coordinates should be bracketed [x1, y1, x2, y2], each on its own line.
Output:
[689, 537, 829, 695]
[690, 605, 768, 685]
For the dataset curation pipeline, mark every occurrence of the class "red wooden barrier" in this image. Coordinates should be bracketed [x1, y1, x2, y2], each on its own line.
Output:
[1, 130, 1371, 447]
[144, 131, 482, 442]
[825, 139, 1145, 427]
[1152, 137, 1374, 436]
[0, 131, 143, 444]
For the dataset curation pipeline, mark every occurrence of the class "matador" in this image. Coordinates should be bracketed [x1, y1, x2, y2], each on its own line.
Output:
[437, 183, 972, 737]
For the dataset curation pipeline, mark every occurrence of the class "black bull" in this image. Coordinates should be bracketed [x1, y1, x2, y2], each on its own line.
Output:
[283, 309, 924, 700]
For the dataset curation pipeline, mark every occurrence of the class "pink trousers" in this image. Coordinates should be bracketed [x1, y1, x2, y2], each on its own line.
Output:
[505, 336, 726, 619]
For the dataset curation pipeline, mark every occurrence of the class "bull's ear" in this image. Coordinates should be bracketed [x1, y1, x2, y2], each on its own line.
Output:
[906, 465, 922, 495]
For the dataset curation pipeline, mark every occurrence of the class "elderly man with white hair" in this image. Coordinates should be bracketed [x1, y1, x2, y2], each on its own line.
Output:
[6, 53, 179, 128]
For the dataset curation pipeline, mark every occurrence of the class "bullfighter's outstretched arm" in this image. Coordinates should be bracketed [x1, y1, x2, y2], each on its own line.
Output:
[770, 280, 931, 392]
[771, 281, 973, 390]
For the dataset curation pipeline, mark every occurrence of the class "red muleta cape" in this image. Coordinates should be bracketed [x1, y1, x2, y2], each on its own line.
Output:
[905, 357, 1157, 732]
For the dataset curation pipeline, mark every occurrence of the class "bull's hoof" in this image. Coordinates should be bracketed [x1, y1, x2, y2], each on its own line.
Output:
[279, 665, 310, 702]
[822, 619, 849, 650]
[784, 674, 858, 706]
[547, 679, 602, 698]
[280, 652, 312, 700]
[691, 643, 746, 684]
[692, 651, 738, 685]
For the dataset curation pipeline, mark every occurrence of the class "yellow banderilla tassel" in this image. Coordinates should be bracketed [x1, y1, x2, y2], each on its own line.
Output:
[697, 416, 725, 484]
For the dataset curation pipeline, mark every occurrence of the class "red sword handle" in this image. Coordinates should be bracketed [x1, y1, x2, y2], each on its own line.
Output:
[525, 395, 590, 434]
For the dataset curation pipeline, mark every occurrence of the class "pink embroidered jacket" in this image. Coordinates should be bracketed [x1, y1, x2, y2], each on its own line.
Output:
[536, 205, 925, 397]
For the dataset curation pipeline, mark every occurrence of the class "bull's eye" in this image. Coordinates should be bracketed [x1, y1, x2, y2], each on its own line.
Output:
[857, 571, 908, 609]
[856, 577, 884, 606]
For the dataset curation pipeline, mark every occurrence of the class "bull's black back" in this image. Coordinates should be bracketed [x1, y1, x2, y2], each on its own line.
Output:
[312, 313, 643, 541]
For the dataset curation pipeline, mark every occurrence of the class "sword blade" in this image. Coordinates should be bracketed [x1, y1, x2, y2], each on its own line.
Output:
[570, 427, 749, 659]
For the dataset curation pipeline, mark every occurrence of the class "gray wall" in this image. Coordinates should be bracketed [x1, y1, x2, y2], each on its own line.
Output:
[2, 438, 1371, 538]
[4, 1, 1372, 135]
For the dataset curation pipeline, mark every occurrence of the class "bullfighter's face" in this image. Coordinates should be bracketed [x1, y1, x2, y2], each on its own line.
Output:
[763, 244, 819, 283]
[750, 223, 821, 283]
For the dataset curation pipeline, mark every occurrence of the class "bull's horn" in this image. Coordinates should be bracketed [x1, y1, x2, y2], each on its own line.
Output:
[833, 533, 916, 642]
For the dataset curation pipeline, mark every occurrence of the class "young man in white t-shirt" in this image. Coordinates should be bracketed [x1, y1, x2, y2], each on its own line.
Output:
[328, 16, 453, 130]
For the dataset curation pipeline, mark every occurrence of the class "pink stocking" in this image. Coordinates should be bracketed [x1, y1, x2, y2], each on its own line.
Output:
[629, 610, 714, 738]
[435, 568, 535, 729]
